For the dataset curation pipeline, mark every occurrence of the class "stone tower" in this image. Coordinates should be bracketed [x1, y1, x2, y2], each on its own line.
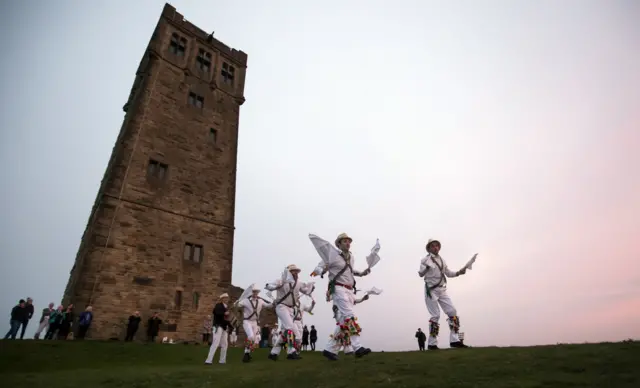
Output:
[63, 3, 249, 341]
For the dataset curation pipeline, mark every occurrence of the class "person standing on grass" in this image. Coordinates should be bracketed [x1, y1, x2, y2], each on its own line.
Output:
[44, 305, 64, 340]
[302, 326, 309, 351]
[57, 304, 74, 340]
[125, 311, 141, 341]
[204, 293, 231, 365]
[419, 238, 475, 350]
[19, 297, 34, 339]
[309, 325, 317, 351]
[4, 299, 27, 340]
[203, 315, 212, 345]
[76, 306, 93, 339]
[235, 285, 272, 363]
[147, 312, 162, 343]
[265, 264, 315, 361]
[34, 303, 54, 339]
[415, 328, 427, 351]
[309, 233, 374, 361]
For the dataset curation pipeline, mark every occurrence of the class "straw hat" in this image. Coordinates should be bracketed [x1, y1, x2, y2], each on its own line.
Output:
[334, 233, 353, 247]
[426, 239, 441, 252]
[287, 264, 301, 272]
[219, 293, 230, 300]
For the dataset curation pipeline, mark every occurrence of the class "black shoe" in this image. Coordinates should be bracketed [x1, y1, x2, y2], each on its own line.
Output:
[322, 350, 339, 361]
[355, 347, 372, 358]
[268, 353, 278, 361]
[287, 352, 301, 360]
[242, 353, 251, 363]
[450, 341, 469, 348]
[428, 345, 439, 350]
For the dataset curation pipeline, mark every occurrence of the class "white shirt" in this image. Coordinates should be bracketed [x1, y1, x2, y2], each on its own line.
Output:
[239, 297, 272, 321]
[265, 277, 315, 307]
[313, 251, 366, 287]
[419, 253, 459, 288]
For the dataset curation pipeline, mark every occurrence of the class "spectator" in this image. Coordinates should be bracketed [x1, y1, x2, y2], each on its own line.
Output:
[76, 306, 93, 339]
[310, 325, 318, 351]
[125, 311, 141, 341]
[203, 315, 212, 345]
[415, 328, 427, 351]
[302, 325, 310, 351]
[4, 299, 27, 340]
[20, 297, 34, 340]
[34, 303, 54, 340]
[260, 326, 270, 348]
[44, 305, 64, 340]
[147, 312, 162, 343]
[57, 304, 74, 340]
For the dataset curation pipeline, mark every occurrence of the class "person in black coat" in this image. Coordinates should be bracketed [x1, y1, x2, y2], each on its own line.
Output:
[204, 293, 231, 365]
[309, 325, 318, 351]
[147, 312, 162, 343]
[125, 311, 142, 341]
[415, 328, 427, 351]
[4, 300, 27, 340]
[20, 297, 34, 339]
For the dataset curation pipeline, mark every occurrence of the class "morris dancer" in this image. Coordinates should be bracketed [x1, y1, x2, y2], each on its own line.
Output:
[265, 264, 315, 360]
[419, 238, 475, 349]
[310, 233, 376, 360]
[204, 293, 231, 365]
[236, 285, 273, 363]
[293, 298, 316, 351]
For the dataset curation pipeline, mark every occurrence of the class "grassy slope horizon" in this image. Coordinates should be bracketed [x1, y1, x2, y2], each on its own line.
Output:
[1, 340, 639, 387]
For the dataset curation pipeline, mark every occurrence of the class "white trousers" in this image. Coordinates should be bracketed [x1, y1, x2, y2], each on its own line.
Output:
[204, 326, 228, 364]
[35, 320, 49, 338]
[424, 285, 460, 346]
[324, 286, 363, 353]
[270, 304, 296, 355]
[243, 319, 260, 353]
[293, 320, 303, 341]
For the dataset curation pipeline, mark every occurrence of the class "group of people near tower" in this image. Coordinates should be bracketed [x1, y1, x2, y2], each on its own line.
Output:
[204, 232, 478, 364]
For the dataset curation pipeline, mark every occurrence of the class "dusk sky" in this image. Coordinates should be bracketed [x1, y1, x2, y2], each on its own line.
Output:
[1, 0, 638, 351]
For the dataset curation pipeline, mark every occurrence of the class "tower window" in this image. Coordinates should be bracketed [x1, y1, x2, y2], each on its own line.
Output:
[147, 160, 168, 181]
[184, 242, 203, 263]
[169, 33, 186, 56]
[209, 128, 217, 144]
[175, 291, 183, 309]
[221, 62, 235, 85]
[188, 92, 204, 108]
[196, 49, 212, 72]
[193, 292, 200, 310]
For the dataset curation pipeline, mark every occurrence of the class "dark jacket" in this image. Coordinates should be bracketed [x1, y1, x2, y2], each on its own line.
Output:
[212, 303, 230, 330]
[39, 308, 52, 323]
[128, 315, 141, 328]
[415, 331, 427, 343]
[147, 317, 162, 336]
[79, 311, 93, 326]
[24, 303, 34, 322]
[10, 305, 28, 322]
[310, 328, 317, 341]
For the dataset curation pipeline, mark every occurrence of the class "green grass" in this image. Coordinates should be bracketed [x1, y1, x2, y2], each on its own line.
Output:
[1, 340, 638, 387]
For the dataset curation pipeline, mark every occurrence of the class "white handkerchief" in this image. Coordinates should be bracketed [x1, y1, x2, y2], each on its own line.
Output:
[365, 286, 383, 296]
[366, 238, 381, 269]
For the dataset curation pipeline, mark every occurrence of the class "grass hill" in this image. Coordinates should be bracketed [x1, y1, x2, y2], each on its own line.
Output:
[1, 340, 638, 387]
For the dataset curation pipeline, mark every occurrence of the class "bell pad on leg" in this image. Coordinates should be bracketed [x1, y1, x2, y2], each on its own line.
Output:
[447, 316, 460, 333]
[429, 321, 440, 337]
